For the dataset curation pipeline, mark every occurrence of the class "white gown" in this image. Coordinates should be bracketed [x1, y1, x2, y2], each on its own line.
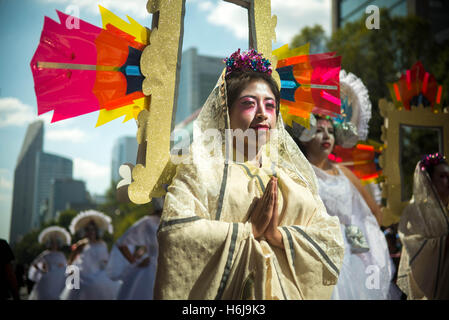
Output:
[28, 250, 67, 300]
[313, 165, 396, 299]
[60, 241, 121, 300]
[106, 215, 159, 300]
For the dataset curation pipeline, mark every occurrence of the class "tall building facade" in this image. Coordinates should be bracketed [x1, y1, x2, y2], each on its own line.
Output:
[48, 178, 89, 222]
[174, 47, 224, 125]
[332, 0, 449, 42]
[10, 121, 44, 245]
[9, 121, 72, 245]
[111, 136, 138, 183]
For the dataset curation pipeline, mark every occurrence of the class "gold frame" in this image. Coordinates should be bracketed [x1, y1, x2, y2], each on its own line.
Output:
[122, 0, 277, 204]
[379, 98, 449, 226]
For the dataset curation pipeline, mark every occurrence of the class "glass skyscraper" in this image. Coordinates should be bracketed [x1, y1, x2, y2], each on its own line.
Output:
[9, 121, 72, 245]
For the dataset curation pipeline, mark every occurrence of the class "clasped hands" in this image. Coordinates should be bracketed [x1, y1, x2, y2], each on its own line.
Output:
[250, 176, 284, 249]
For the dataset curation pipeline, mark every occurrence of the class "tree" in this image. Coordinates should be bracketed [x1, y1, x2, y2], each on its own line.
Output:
[326, 9, 445, 141]
[97, 181, 154, 242]
[289, 10, 449, 142]
[291, 24, 328, 54]
[57, 209, 78, 230]
[13, 230, 45, 267]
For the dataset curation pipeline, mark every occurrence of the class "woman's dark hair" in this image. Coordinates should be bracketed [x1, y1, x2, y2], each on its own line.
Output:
[225, 71, 280, 115]
[422, 157, 448, 178]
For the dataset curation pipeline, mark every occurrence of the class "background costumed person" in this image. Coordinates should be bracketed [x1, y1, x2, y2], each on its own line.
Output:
[397, 153, 449, 299]
[153, 49, 344, 300]
[287, 70, 397, 299]
[106, 198, 163, 300]
[28, 226, 70, 300]
[60, 210, 120, 300]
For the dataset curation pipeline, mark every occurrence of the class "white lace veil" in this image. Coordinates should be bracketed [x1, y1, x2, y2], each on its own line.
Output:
[407, 162, 449, 236]
[181, 68, 322, 214]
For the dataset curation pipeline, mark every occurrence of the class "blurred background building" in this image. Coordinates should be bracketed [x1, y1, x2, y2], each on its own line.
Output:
[48, 178, 90, 222]
[111, 136, 138, 184]
[332, 0, 449, 43]
[174, 47, 223, 125]
[9, 121, 73, 245]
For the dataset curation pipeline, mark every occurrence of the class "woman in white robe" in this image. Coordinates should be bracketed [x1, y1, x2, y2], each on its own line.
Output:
[60, 210, 121, 300]
[106, 198, 162, 300]
[28, 226, 70, 300]
[296, 116, 396, 299]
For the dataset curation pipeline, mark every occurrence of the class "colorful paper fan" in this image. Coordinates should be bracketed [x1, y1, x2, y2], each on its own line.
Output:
[273, 43, 341, 129]
[30, 6, 150, 127]
[388, 61, 443, 112]
[329, 141, 384, 185]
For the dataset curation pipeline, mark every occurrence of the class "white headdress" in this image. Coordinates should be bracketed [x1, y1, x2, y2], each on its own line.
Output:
[338, 69, 372, 141]
[288, 70, 372, 147]
[69, 210, 113, 235]
[38, 226, 71, 246]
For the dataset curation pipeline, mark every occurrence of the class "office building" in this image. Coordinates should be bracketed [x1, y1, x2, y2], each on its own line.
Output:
[332, 0, 449, 42]
[48, 178, 90, 221]
[174, 47, 224, 125]
[9, 121, 72, 245]
[111, 136, 138, 183]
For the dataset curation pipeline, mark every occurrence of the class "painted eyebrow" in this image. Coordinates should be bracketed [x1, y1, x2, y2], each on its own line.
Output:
[239, 95, 275, 101]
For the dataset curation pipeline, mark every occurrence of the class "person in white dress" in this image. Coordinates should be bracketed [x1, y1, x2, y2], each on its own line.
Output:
[292, 115, 397, 299]
[60, 210, 121, 300]
[106, 198, 162, 300]
[28, 226, 70, 300]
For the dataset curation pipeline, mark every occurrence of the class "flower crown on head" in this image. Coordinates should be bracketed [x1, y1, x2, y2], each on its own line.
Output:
[224, 48, 272, 76]
[420, 152, 447, 172]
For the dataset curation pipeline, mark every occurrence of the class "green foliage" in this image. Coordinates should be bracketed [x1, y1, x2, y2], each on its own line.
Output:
[13, 230, 45, 267]
[57, 209, 78, 230]
[97, 181, 154, 242]
[290, 9, 449, 143]
[291, 24, 327, 54]
[326, 9, 447, 141]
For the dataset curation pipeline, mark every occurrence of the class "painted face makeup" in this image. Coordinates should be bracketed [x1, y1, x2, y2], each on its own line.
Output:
[304, 119, 335, 158]
[229, 79, 277, 159]
[229, 79, 277, 132]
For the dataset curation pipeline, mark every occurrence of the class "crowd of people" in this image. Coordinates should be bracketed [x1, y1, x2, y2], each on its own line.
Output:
[1, 48, 448, 301]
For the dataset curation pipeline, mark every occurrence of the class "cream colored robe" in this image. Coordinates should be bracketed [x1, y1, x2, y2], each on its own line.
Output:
[154, 157, 344, 300]
[398, 202, 449, 299]
[397, 163, 449, 300]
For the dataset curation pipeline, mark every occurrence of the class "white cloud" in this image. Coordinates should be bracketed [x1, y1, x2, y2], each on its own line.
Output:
[73, 157, 110, 193]
[39, 0, 330, 45]
[200, 0, 330, 45]
[0, 97, 37, 128]
[46, 128, 89, 143]
[0, 192, 11, 203]
[206, 1, 248, 40]
[40, 0, 151, 19]
[0, 177, 12, 190]
[272, 0, 331, 44]
[0, 97, 54, 128]
[198, 1, 213, 12]
[0, 172, 13, 190]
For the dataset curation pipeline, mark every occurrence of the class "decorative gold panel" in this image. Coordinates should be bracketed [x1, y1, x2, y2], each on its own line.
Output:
[126, 0, 278, 204]
[379, 98, 449, 226]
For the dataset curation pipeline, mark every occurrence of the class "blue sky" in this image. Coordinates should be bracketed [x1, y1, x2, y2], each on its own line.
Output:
[0, 0, 331, 240]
